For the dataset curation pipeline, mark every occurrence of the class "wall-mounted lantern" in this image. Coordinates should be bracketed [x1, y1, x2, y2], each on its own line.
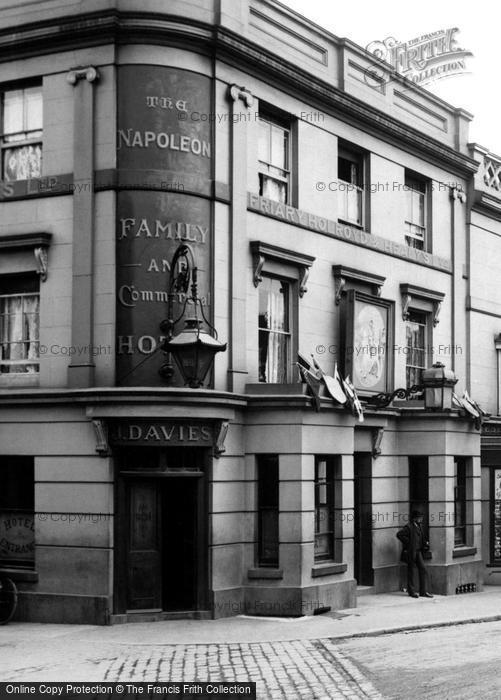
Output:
[422, 362, 458, 411]
[159, 244, 226, 388]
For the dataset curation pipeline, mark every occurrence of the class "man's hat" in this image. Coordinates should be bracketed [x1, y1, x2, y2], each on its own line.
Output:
[411, 509, 423, 519]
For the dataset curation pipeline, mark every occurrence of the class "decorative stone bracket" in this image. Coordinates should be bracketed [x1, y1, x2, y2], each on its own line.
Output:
[92, 419, 110, 457]
[450, 185, 466, 203]
[229, 84, 254, 107]
[214, 420, 229, 458]
[400, 283, 445, 327]
[34, 247, 48, 281]
[0, 232, 52, 282]
[372, 427, 385, 458]
[67, 66, 100, 85]
[332, 265, 385, 305]
[250, 241, 315, 297]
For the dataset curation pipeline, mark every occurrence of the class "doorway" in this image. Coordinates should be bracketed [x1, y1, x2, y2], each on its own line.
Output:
[116, 447, 208, 614]
[354, 452, 373, 586]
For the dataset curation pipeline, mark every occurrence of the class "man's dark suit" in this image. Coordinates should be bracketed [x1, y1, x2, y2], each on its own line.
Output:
[397, 521, 430, 596]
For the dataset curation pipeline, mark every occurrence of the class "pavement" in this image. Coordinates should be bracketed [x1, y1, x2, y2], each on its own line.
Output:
[2, 586, 501, 698]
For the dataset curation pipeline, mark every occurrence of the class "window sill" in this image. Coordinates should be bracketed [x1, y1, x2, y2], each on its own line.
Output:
[0, 374, 39, 388]
[338, 219, 363, 230]
[311, 562, 347, 577]
[246, 383, 306, 395]
[248, 568, 283, 580]
[0, 567, 38, 583]
[452, 546, 477, 559]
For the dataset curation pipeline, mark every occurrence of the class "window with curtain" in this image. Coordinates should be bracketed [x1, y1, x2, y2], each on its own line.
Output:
[405, 174, 428, 250]
[405, 309, 429, 390]
[258, 277, 290, 383]
[258, 113, 290, 204]
[1, 84, 42, 182]
[0, 274, 40, 373]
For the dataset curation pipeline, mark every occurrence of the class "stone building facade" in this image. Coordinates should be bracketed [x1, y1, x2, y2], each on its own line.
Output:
[0, 0, 497, 624]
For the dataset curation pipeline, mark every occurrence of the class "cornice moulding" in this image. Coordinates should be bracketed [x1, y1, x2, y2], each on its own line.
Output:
[0, 10, 479, 177]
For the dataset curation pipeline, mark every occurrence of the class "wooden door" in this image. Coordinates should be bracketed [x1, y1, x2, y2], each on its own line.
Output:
[127, 482, 162, 610]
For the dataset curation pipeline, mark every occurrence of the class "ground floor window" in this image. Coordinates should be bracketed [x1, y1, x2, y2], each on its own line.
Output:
[314, 457, 340, 562]
[0, 456, 34, 568]
[257, 455, 279, 567]
[491, 468, 501, 564]
[454, 457, 467, 546]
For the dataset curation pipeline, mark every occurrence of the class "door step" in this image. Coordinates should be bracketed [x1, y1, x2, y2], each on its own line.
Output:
[356, 585, 375, 597]
[108, 610, 213, 625]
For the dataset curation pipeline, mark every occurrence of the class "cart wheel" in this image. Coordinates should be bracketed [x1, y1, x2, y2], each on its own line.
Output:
[0, 576, 18, 625]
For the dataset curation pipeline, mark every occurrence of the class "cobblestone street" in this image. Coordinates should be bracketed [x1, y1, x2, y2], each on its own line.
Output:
[0, 629, 383, 699]
[100, 639, 382, 699]
[5, 591, 501, 698]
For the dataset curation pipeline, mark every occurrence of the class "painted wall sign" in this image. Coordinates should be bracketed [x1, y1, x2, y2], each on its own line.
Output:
[111, 420, 214, 446]
[248, 193, 452, 273]
[0, 511, 35, 564]
[118, 66, 212, 195]
[116, 191, 211, 386]
[116, 66, 213, 386]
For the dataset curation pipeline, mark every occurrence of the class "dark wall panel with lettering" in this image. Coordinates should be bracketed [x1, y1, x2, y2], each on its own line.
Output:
[116, 66, 213, 386]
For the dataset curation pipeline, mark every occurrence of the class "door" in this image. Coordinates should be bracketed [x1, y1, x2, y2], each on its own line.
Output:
[120, 446, 208, 614]
[354, 452, 373, 585]
[127, 481, 162, 610]
[126, 478, 201, 611]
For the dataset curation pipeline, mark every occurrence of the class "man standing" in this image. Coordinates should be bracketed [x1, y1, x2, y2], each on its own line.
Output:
[397, 510, 433, 598]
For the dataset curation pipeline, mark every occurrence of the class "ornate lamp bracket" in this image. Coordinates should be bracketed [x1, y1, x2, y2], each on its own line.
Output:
[366, 385, 424, 408]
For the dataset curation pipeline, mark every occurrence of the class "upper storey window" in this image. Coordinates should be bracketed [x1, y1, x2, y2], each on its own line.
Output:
[1, 85, 42, 181]
[338, 146, 364, 227]
[0, 274, 40, 374]
[258, 113, 290, 204]
[405, 173, 429, 250]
